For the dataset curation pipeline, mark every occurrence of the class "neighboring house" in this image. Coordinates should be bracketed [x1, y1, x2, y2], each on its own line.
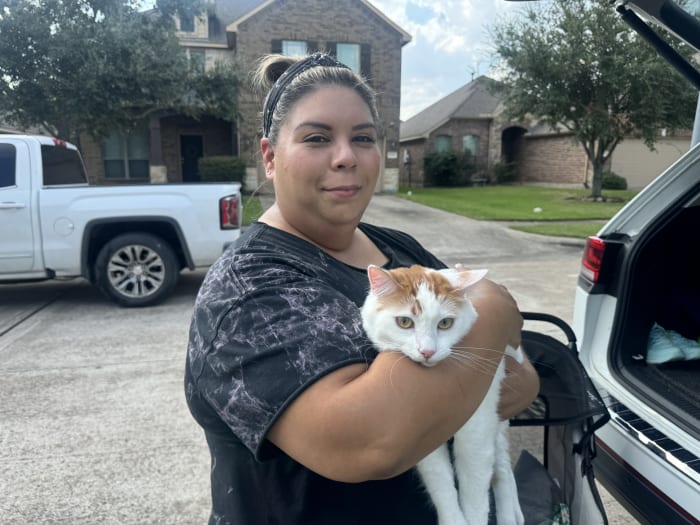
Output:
[78, 0, 410, 192]
[514, 124, 691, 190]
[401, 79, 692, 190]
[398, 76, 526, 187]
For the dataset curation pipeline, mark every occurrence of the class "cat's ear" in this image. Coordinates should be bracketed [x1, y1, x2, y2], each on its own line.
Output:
[367, 265, 398, 297]
[456, 268, 489, 288]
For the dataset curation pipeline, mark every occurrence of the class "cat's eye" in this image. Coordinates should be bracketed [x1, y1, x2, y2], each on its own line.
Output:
[437, 318, 454, 330]
[395, 316, 414, 329]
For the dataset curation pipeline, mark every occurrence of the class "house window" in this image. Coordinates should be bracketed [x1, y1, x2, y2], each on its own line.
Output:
[462, 135, 480, 157]
[336, 43, 361, 72]
[435, 135, 452, 153]
[103, 127, 150, 180]
[0, 144, 16, 188]
[179, 15, 194, 32]
[282, 40, 307, 56]
[188, 49, 206, 73]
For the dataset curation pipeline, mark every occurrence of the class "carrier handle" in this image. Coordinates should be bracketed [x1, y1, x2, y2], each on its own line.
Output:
[521, 311, 577, 351]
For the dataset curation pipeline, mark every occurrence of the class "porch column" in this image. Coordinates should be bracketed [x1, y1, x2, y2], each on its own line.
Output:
[149, 116, 167, 183]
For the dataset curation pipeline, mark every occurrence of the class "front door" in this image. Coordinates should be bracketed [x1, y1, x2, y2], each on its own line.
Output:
[181, 135, 203, 182]
[0, 140, 35, 273]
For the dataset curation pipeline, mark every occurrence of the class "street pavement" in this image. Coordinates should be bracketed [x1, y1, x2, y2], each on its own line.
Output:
[0, 195, 637, 524]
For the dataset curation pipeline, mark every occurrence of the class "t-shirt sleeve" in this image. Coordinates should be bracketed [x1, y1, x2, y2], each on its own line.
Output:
[188, 270, 374, 460]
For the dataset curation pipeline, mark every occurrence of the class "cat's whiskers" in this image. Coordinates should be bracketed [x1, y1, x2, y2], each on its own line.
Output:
[444, 351, 502, 376]
[450, 344, 505, 356]
[387, 351, 412, 388]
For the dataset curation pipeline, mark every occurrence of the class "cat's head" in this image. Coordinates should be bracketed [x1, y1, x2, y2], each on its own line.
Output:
[361, 264, 488, 366]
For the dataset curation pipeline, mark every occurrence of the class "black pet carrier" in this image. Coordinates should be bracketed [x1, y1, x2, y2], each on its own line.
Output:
[508, 312, 611, 525]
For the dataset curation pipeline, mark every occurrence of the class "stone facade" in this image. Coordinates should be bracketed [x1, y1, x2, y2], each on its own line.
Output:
[234, 0, 405, 193]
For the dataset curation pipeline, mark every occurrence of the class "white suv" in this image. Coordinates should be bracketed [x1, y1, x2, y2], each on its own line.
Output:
[572, 1, 700, 522]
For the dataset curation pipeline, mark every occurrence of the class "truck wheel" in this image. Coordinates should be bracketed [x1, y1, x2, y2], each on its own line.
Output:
[95, 233, 179, 307]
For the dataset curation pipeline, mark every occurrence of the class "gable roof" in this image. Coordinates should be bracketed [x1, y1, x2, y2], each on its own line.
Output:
[400, 76, 502, 142]
[222, 0, 411, 45]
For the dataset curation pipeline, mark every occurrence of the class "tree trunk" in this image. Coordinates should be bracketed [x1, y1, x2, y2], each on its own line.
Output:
[590, 162, 604, 200]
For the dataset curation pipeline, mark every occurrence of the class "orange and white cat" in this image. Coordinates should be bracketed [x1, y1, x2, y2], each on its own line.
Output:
[361, 264, 524, 525]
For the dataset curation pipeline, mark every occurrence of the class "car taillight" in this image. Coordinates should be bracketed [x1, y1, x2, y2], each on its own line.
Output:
[581, 236, 606, 283]
[220, 195, 240, 230]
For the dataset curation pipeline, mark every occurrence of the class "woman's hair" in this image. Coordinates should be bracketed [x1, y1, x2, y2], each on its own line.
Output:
[252, 52, 379, 144]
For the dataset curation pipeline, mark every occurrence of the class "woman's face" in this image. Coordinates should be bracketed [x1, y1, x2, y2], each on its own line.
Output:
[262, 85, 381, 234]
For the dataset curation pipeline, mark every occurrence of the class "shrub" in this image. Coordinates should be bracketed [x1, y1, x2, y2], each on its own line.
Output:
[198, 156, 246, 190]
[601, 171, 628, 190]
[492, 162, 517, 184]
[424, 152, 470, 186]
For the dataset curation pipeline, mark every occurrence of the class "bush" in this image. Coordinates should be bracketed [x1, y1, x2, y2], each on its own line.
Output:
[492, 162, 517, 184]
[198, 156, 246, 190]
[424, 152, 470, 186]
[601, 171, 627, 190]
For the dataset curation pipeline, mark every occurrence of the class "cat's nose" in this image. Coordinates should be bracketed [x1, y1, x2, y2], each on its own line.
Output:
[419, 349, 435, 360]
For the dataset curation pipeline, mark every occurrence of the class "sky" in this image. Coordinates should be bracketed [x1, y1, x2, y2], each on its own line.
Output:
[366, 0, 521, 121]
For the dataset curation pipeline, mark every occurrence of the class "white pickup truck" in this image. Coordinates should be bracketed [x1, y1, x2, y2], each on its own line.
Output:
[0, 135, 241, 307]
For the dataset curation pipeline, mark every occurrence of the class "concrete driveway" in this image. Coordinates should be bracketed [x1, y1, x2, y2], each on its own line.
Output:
[0, 195, 637, 524]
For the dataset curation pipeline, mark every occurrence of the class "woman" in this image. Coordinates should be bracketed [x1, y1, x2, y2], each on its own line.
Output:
[185, 52, 539, 524]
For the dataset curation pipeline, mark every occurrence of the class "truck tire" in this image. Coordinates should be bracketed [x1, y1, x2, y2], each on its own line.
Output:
[94, 233, 179, 307]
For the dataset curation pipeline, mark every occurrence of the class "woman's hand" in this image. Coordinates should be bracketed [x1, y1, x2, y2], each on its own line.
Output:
[462, 276, 539, 418]
[465, 277, 523, 351]
[499, 352, 540, 419]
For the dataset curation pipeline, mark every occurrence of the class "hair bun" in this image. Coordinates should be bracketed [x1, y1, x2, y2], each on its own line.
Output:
[252, 55, 298, 93]
[266, 57, 296, 85]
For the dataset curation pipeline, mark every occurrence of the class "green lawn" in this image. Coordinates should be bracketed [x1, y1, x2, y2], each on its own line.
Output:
[243, 186, 637, 239]
[397, 185, 638, 238]
[242, 194, 264, 226]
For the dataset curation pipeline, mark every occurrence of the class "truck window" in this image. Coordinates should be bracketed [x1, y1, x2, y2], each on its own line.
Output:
[41, 145, 88, 185]
[0, 143, 16, 188]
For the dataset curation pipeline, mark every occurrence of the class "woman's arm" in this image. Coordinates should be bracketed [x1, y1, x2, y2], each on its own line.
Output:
[267, 278, 536, 483]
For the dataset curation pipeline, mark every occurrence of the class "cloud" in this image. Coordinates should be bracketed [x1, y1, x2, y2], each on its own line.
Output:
[367, 0, 518, 119]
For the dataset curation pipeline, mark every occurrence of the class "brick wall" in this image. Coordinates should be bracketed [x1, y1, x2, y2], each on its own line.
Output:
[79, 136, 105, 184]
[399, 139, 426, 187]
[517, 134, 590, 185]
[235, 0, 404, 192]
[160, 116, 233, 182]
[398, 119, 492, 186]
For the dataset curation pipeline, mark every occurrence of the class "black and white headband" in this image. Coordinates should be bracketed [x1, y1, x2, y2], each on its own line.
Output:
[262, 52, 350, 138]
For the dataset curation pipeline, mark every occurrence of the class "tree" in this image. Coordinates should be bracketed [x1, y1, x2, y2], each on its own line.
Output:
[0, 0, 240, 144]
[491, 0, 698, 198]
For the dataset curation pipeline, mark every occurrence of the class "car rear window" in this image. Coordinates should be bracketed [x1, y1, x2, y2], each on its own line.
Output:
[41, 144, 87, 185]
[0, 143, 16, 188]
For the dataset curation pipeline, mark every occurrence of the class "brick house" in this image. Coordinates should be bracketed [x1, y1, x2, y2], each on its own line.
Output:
[398, 76, 527, 187]
[80, 0, 411, 192]
[400, 78, 692, 190]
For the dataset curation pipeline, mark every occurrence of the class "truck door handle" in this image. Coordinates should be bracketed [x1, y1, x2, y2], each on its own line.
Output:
[0, 201, 26, 209]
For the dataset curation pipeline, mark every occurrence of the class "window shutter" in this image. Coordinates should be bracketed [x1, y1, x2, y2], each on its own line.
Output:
[360, 44, 371, 80]
[326, 41, 337, 58]
[271, 40, 282, 53]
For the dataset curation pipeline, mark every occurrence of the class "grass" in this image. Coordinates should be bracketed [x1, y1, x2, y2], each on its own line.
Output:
[397, 185, 638, 238]
[241, 194, 263, 226]
[513, 220, 609, 239]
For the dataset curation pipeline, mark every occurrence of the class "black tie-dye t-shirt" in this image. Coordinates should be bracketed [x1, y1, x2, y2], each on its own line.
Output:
[185, 221, 445, 525]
